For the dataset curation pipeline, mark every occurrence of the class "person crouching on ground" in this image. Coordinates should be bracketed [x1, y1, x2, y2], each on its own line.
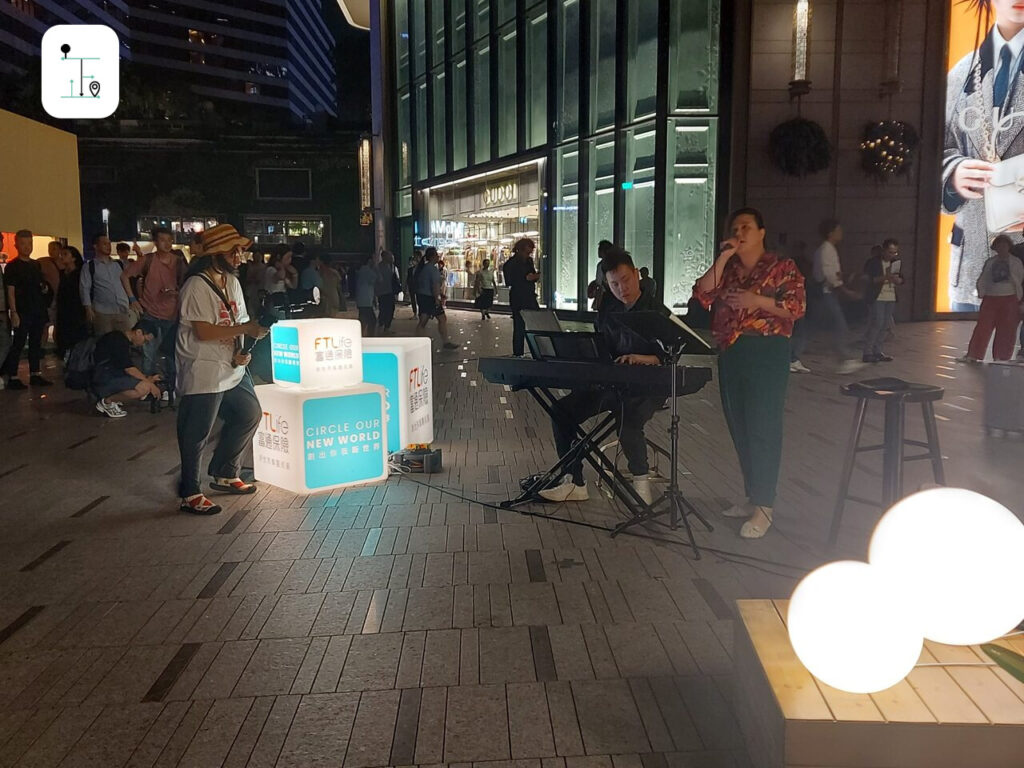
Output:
[693, 207, 806, 539]
[92, 317, 163, 418]
[539, 246, 670, 505]
[175, 224, 269, 516]
[962, 234, 1024, 363]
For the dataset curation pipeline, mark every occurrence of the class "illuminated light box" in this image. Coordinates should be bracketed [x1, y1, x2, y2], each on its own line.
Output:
[252, 382, 388, 494]
[362, 337, 434, 452]
[271, 318, 363, 389]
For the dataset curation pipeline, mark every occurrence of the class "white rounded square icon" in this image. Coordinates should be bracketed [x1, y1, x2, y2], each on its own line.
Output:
[41, 25, 120, 119]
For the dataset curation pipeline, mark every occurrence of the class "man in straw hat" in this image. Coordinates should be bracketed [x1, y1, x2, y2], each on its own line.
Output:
[175, 223, 269, 515]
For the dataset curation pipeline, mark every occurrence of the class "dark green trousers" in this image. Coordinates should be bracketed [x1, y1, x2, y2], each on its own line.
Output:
[717, 335, 790, 508]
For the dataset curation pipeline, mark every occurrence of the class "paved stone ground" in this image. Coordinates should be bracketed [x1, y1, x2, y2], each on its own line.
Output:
[0, 307, 1021, 768]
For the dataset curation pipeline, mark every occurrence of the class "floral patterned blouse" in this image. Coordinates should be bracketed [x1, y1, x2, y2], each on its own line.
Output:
[693, 251, 806, 350]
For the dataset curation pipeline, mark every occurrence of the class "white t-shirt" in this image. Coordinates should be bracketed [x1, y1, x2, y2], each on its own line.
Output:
[263, 266, 286, 294]
[812, 241, 842, 292]
[176, 272, 249, 396]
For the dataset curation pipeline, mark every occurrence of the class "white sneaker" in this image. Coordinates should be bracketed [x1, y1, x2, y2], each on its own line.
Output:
[0, 377, 5, 390]
[632, 474, 654, 505]
[837, 359, 865, 375]
[538, 475, 589, 502]
[789, 360, 811, 374]
[95, 398, 127, 418]
[161, 390, 170, 402]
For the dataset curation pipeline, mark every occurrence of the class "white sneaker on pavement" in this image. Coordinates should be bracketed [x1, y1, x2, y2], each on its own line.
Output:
[95, 398, 127, 418]
[789, 360, 811, 374]
[538, 475, 589, 502]
[632, 474, 654, 505]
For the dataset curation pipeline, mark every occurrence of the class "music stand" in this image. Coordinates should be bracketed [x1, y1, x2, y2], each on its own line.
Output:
[609, 311, 714, 557]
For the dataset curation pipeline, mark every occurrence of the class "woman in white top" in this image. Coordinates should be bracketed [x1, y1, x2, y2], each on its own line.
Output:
[473, 258, 497, 319]
[176, 224, 269, 515]
[263, 246, 298, 305]
[963, 234, 1024, 362]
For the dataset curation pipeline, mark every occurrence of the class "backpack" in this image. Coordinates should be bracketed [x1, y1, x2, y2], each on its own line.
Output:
[65, 337, 97, 391]
[991, 258, 1011, 283]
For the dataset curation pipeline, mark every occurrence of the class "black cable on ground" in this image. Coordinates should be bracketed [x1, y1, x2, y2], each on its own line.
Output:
[392, 471, 812, 577]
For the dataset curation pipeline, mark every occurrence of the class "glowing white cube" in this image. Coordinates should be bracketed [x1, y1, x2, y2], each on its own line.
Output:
[270, 318, 363, 389]
[253, 382, 388, 494]
[362, 337, 434, 451]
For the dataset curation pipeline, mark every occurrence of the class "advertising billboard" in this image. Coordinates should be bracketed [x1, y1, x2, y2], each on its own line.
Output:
[940, 1, 1024, 312]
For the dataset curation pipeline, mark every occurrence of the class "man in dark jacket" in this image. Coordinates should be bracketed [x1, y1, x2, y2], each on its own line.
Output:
[862, 239, 903, 363]
[540, 246, 670, 506]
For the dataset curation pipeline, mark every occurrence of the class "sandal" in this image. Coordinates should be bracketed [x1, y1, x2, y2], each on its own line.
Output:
[740, 506, 773, 539]
[180, 494, 223, 515]
[209, 477, 257, 495]
[722, 501, 752, 518]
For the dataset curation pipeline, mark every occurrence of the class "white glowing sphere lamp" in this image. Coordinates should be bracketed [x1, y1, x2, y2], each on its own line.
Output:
[787, 560, 922, 694]
[868, 488, 1024, 646]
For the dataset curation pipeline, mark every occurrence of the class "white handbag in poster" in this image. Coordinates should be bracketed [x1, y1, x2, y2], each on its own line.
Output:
[985, 153, 1024, 233]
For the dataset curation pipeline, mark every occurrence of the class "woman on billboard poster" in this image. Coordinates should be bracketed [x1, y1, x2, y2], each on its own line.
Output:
[943, 0, 1024, 312]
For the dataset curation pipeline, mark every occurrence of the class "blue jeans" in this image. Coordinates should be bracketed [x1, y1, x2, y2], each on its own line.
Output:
[819, 292, 853, 360]
[790, 318, 808, 362]
[952, 301, 980, 313]
[141, 315, 176, 386]
[863, 301, 896, 357]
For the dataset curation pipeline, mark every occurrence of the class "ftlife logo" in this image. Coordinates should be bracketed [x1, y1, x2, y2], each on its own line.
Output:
[41, 25, 120, 119]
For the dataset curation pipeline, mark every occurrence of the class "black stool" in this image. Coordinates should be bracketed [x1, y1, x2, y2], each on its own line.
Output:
[829, 377, 946, 548]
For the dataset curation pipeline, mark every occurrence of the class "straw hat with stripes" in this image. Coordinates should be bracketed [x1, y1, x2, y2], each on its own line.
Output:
[201, 224, 252, 255]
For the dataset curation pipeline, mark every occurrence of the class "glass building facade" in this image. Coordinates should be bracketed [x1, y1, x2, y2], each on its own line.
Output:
[385, 0, 721, 311]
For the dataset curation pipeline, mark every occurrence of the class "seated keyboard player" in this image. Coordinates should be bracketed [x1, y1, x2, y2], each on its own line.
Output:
[539, 246, 670, 505]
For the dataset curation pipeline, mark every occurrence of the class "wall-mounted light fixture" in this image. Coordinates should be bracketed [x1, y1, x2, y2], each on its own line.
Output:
[789, 0, 812, 99]
[358, 137, 372, 227]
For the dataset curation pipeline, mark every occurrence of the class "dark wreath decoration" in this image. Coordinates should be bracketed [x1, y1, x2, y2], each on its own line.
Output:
[768, 117, 831, 177]
[860, 120, 919, 181]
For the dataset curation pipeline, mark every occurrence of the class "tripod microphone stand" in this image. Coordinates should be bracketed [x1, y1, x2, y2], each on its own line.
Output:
[608, 312, 715, 558]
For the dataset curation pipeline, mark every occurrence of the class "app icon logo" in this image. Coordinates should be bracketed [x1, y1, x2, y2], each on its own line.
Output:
[41, 25, 120, 119]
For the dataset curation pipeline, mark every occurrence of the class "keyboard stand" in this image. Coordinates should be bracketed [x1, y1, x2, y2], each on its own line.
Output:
[500, 387, 652, 522]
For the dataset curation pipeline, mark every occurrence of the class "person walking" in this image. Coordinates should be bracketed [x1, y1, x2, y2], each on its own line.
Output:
[377, 250, 400, 333]
[962, 234, 1024, 363]
[3, 230, 53, 389]
[501, 238, 540, 357]
[474, 258, 497, 319]
[81, 233, 132, 336]
[415, 247, 459, 350]
[175, 224, 268, 515]
[320, 258, 343, 318]
[862, 239, 904, 363]
[356, 252, 380, 337]
[812, 220, 862, 374]
[694, 208, 807, 539]
[407, 250, 421, 317]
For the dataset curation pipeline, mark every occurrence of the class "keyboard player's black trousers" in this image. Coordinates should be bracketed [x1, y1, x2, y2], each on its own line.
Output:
[551, 390, 665, 484]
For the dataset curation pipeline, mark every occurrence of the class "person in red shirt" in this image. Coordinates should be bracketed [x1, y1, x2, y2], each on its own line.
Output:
[121, 227, 186, 397]
[693, 208, 806, 539]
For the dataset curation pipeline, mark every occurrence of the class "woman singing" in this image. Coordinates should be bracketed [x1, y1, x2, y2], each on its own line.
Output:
[693, 208, 806, 539]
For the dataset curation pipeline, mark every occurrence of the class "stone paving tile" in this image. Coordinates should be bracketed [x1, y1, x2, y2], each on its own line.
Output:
[276, 692, 359, 768]
[445, 685, 511, 763]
